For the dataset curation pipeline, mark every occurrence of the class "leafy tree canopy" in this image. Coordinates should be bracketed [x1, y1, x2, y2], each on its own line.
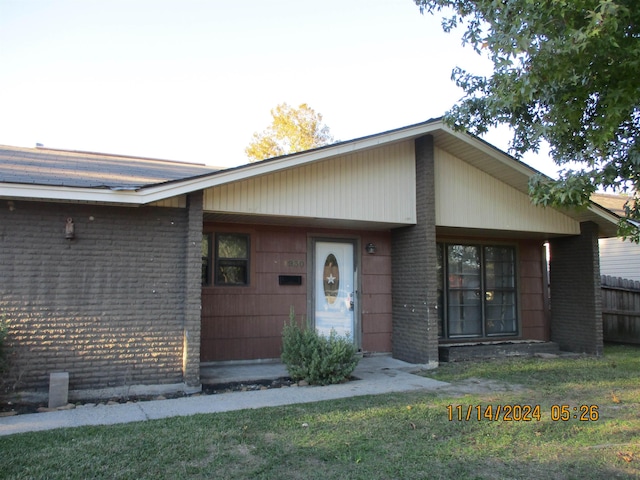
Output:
[245, 103, 334, 162]
[415, 0, 640, 241]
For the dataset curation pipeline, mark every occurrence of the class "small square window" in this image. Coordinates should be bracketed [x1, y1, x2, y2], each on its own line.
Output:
[215, 233, 250, 286]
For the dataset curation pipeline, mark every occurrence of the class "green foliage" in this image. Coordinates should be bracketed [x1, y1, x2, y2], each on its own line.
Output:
[415, 0, 640, 242]
[245, 103, 335, 162]
[281, 307, 359, 386]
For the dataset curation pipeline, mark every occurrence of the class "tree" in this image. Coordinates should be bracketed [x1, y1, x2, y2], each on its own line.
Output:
[245, 103, 335, 162]
[414, 0, 640, 242]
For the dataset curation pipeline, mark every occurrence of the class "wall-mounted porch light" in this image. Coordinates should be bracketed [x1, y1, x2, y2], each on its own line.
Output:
[365, 243, 377, 254]
[65, 218, 75, 240]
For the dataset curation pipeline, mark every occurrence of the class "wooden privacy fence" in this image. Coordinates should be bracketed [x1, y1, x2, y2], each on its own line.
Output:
[601, 275, 640, 344]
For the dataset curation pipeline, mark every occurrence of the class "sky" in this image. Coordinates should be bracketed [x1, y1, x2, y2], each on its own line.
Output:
[0, 0, 559, 175]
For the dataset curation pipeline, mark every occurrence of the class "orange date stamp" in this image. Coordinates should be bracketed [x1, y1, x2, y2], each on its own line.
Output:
[447, 404, 600, 422]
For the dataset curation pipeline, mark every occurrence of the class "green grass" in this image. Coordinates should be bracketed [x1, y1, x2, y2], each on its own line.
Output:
[1, 344, 639, 479]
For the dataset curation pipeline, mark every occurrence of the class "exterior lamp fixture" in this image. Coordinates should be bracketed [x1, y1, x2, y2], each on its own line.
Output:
[65, 217, 75, 240]
[365, 243, 377, 254]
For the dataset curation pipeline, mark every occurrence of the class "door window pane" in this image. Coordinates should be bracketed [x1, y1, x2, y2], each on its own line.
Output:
[485, 291, 517, 335]
[447, 245, 482, 337]
[448, 290, 483, 335]
[323, 254, 340, 305]
[485, 246, 515, 289]
[484, 246, 517, 335]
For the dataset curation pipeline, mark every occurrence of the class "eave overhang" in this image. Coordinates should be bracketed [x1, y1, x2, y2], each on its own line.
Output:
[0, 118, 621, 237]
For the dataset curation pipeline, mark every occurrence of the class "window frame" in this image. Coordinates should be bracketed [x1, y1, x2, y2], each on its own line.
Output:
[202, 233, 212, 287]
[437, 242, 519, 340]
[213, 233, 251, 287]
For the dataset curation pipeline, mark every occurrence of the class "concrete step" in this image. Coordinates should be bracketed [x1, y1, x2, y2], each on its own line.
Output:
[439, 341, 561, 362]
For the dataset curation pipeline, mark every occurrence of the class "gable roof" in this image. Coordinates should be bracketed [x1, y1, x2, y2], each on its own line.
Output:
[0, 119, 621, 237]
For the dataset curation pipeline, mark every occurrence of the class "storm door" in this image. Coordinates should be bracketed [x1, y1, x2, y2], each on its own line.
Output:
[313, 240, 358, 344]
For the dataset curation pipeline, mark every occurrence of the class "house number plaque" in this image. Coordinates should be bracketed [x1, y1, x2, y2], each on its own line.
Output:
[285, 260, 304, 267]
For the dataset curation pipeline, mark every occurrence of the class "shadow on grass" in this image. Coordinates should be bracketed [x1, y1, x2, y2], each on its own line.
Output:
[425, 344, 640, 390]
[1, 344, 638, 479]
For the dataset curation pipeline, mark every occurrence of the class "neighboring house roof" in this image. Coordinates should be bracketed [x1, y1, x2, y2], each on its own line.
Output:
[592, 192, 640, 228]
[591, 193, 633, 217]
[0, 145, 218, 190]
[0, 118, 621, 236]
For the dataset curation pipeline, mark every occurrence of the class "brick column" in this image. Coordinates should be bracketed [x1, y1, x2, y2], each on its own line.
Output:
[390, 135, 439, 365]
[548, 221, 603, 355]
[183, 191, 203, 388]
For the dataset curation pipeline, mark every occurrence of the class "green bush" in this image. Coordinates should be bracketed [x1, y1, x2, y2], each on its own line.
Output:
[281, 307, 359, 386]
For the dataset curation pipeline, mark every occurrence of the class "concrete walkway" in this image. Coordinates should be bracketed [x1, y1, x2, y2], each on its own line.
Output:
[0, 356, 448, 437]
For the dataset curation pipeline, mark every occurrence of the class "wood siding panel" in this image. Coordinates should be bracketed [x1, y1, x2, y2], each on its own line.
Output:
[362, 332, 393, 352]
[201, 225, 393, 361]
[519, 240, 549, 341]
[148, 196, 186, 208]
[435, 147, 580, 235]
[203, 142, 416, 225]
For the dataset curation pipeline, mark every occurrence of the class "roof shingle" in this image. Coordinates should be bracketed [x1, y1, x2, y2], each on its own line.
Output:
[0, 145, 218, 189]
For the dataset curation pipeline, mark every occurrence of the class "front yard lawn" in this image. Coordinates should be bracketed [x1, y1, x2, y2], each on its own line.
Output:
[1, 344, 639, 479]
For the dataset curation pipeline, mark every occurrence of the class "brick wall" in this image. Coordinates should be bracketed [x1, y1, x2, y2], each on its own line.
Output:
[549, 221, 604, 354]
[0, 199, 197, 392]
[391, 135, 439, 364]
[183, 192, 203, 387]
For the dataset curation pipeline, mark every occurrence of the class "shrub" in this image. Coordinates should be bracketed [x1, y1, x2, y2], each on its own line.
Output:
[281, 307, 359, 386]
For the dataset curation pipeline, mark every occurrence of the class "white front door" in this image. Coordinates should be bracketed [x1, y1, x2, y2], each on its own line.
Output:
[314, 241, 356, 341]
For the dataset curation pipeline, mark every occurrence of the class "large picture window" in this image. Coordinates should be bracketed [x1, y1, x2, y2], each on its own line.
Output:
[437, 243, 517, 339]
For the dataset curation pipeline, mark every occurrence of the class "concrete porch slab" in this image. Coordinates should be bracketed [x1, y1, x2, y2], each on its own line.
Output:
[439, 341, 561, 362]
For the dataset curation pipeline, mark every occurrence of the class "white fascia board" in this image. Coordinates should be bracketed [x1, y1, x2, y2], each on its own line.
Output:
[0, 121, 446, 205]
[0, 183, 142, 204]
[587, 202, 622, 233]
[138, 121, 445, 201]
[101, 121, 450, 204]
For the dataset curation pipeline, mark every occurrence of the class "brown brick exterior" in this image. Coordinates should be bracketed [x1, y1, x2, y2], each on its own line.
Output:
[183, 192, 203, 387]
[549, 221, 604, 355]
[0, 198, 203, 393]
[391, 135, 439, 365]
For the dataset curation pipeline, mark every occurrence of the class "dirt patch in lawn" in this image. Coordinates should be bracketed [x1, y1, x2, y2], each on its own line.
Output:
[0, 377, 304, 417]
[435, 377, 529, 397]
